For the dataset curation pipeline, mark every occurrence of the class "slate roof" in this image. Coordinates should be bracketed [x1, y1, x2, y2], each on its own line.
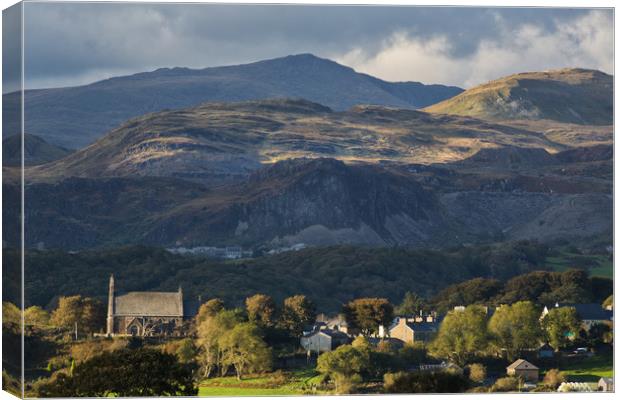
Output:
[557, 303, 613, 321]
[302, 328, 349, 340]
[507, 359, 539, 370]
[404, 321, 440, 332]
[538, 343, 554, 351]
[114, 291, 184, 317]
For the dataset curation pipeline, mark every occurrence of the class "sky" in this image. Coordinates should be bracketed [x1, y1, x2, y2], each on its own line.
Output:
[3, 3, 614, 92]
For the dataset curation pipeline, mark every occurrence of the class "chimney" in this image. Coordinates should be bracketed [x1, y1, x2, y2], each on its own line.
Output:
[178, 285, 184, 316]
[106, 274, 115, 335]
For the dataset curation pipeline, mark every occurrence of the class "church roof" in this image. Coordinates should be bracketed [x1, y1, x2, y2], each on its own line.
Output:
[114, 291, 184, 317]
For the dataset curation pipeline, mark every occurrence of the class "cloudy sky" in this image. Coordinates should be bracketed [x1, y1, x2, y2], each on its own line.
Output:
[6, 3, 614, 91]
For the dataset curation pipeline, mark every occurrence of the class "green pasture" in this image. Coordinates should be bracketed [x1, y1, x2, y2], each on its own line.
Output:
[198, 368, 325, 396]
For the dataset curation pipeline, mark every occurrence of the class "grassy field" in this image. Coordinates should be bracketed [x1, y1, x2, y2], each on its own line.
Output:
[198, 368, 326, 396]
[544, 250, 612, 278]
[560, 355, 613, 382]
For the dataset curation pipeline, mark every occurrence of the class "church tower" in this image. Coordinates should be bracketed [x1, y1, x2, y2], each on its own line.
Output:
[106, 274, 115, 335]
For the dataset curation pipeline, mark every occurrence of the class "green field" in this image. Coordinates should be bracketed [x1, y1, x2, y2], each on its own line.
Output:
[560, 355, 613, 382]
[544, 250, 613, 278]
[198, 368, 325, 396]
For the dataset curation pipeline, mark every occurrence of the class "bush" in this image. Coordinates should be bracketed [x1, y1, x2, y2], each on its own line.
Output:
[490, 376, 522, 392]
[468, 363, 486, 383]
[384, 370, 469, 393]
[542, 369, 565, 389]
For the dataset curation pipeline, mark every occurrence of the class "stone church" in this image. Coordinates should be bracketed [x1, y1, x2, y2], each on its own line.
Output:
[106, 275, 198, 337]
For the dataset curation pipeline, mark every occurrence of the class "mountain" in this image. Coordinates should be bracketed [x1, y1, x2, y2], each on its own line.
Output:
[2, 54, 462, 149]
[2, 133, 73, 166]
[5, 152, 611, 250]
[424, 68, 612, 125]
[30, 98, 580, 186]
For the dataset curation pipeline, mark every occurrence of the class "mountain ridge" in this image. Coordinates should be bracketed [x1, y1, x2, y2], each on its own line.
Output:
[3, 54, 462, 149]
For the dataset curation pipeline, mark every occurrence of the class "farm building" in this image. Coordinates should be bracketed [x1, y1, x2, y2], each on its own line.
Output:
[506, 359, 539, 382]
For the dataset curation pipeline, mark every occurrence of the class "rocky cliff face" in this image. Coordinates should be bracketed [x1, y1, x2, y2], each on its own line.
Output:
[6, 155, 612, 250]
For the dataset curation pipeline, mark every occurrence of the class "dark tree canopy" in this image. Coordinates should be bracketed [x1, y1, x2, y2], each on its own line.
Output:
[38, 348, 197, 397]
[342, 298, 394, 336]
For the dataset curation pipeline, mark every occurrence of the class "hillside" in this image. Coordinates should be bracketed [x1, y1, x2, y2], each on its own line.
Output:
[2, 54, 462, 149]
[30, 98, 583, 186]
[5, 154, 612, 250]
[6, 242, 555, 311]
[424, 68, 612, 125]
[2, 133, 73, 166]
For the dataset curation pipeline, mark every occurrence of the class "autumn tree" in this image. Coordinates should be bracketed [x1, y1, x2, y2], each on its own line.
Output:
[468, 363, 486, 383]
[279, 295, 316, 336]
[542, 307, 581, 350]
[196, 298, 225, 325]
[219, 322, 272, 380]
[24, 306, 50, 328]
[342, 298, 394, 337]
[542, 369, 565, 389]
[488, 301, 542, 359]
[429, 305, 489, 365]
[50, 296, 105, 335]
[245, 294, 277, 327]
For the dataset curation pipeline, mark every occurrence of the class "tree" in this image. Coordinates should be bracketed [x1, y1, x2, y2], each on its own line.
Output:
[541, 307, 581, 350]
[429, 305, 489, 365]
[317, 344, 369, 393]
[2, 301, 21, 330]
[432, 278, 502, 314]
[468, 363, 486, 383]
[50, 296, 105, 335]
[279, 295, 316, 336]
[245, 294, 277, 327]
[196, 308, 245, 378]
[37, 348, 197, 397]
[342, 298, 394, 337]
[396, 292, 427, 315]
[196, 298, 225, 325]
[162, 338, 198, 364]
[542, 369, 565, 389]
[488, 301, 542, 359]
[24, 306, 50, 328]
[219, 322, 272, 380]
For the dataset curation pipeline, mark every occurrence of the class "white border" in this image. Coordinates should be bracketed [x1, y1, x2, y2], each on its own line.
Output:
[0, 1, 616, 400]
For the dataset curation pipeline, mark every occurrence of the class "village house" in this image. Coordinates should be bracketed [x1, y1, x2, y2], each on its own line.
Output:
[506, 359, 539, 382]
[388, 315, 440, 344]
[598, 377, 613, 392]
[541, 303, 612, 331]
[300, 328, 350, 354]
[537, 343, 555, 358]
[105, 275, 198, 337]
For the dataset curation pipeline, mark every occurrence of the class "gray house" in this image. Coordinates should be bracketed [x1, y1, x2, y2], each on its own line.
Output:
[300, 329, 350, 354]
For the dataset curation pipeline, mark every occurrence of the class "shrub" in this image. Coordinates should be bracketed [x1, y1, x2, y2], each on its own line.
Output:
[384, 370, 469, 393]
[490, 376, 522, 392]
[542, 369, 566, 389]
[468, 363, 486, 383]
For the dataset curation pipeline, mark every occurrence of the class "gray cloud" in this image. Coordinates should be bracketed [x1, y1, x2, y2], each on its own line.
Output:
[14, 3, 613, 90]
